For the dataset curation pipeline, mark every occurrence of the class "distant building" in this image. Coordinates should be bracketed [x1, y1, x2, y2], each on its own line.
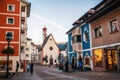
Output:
[20, 0, 31, 72]
[38, 26, 59, 65]
[57, 42, 67, 58]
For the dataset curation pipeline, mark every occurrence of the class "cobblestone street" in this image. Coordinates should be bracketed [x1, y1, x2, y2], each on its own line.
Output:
[9, 64, 120, 80]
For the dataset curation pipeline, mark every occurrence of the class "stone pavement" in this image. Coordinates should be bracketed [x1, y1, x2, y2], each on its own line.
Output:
[11, 72, 43, 80]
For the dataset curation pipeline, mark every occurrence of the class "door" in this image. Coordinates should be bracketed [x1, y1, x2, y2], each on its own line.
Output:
[107, 50, 117, 71]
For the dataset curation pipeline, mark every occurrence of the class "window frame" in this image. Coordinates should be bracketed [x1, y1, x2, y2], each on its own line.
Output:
[21, 6, 25, 12]
[6, 31, 14, 39]
[109, 18, 119, 33]
[7, 4, 15, 12]
[7, 17, 14, 25]
[72, 35, 81, 43]
[94, 25, 103, 38]
[83, 31, 89, 41]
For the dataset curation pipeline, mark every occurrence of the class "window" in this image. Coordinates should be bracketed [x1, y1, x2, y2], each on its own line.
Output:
[72, 35, 81, 43]
[21, 17, 25, 24]
[83, 32, 89, 41]
[7, 4, 15, 12]
[6, 31, 14, 39]
[94, 49, 103, 67]
[109, 18, 118, 33]
[0, 60, 13, 71]
[26, 54, 29, 57]
[7, 17, 14, 25]
[85, 57, 90, 65]
[49, 46, 53, 50]
[26, 48, 29, 50]
[21, 46, 24, 53]
[94, 26, 102, 38]
[21, 7, 25, 12]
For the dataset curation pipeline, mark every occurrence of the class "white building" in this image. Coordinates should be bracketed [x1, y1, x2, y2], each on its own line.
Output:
[20, 0, 31, 72]
[38, 27, 59, 65]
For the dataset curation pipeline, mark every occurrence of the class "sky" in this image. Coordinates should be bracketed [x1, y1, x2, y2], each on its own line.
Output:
[27, 0, 102, 44]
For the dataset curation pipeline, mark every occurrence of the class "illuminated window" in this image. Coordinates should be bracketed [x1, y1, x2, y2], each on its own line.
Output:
[94, 49, 103, 67]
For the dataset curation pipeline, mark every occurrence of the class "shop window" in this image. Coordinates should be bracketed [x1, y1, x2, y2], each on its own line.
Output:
[94, 26, 102, 38]
[7, 4, 15, 12]
[94, 49, 103, 67]
[109, 18, 119, 33]
[0, 60, 12, 71]
[7, 17, 14, 25]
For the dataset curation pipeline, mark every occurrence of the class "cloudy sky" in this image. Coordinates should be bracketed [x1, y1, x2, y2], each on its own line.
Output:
[27, 0, 102, 44]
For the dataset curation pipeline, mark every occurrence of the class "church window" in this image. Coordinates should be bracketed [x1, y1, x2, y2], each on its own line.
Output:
[49, 46, 53, 50]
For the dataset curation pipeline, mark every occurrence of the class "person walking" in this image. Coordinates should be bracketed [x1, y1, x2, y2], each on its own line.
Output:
[30, 62, 34, 75]
[71, 56, 75, 72]
[65, 60, 69, 72]
[16, 61, 19, 75]
[27, 63, 30, 72]
[78, 55, 83, 71]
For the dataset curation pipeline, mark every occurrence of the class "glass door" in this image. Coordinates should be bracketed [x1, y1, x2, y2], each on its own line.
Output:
[107, 50, 117, 71]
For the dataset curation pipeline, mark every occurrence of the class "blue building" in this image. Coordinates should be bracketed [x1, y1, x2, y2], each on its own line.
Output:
[81, 23, 92, 70]
[66, 28, 77, 64]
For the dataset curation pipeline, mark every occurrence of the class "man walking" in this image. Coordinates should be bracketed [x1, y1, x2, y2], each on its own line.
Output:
[30, 62, 34, 75]
[16, 61, 19, 75]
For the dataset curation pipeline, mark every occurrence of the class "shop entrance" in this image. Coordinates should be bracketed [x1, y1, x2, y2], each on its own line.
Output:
[106, 50, 117, 71]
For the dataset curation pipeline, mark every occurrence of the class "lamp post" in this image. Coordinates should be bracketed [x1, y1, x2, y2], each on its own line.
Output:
[6, 32, 13, 79]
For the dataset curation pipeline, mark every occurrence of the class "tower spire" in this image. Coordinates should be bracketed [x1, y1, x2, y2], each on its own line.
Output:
[42, 25, 47, 41]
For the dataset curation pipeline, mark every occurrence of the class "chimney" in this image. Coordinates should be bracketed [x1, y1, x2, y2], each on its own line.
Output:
[43, 26, 47, 40]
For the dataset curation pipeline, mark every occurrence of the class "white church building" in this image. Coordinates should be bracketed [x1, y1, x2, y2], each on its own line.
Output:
[38, 27, 59, 65]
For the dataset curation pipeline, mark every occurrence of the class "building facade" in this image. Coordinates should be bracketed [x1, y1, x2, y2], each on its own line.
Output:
[20, 0, 31, 72]
[0, 0, 20, 72]
[89, 0, 120, 71]
[38, 27, 59, 65]
[66, 0, 120, 72]
[81, 23, 93, 70]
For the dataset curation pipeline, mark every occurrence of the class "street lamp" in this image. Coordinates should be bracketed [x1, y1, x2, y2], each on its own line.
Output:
[6, 32, 13, 79]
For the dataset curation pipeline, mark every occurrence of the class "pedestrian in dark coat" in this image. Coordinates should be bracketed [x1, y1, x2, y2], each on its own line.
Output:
[78, 55, 83, 71]
[65, 60, 69, 72]
[30, 62, 34, 75]
[71, 57, 75, 72]
[16, 61, 19, 75]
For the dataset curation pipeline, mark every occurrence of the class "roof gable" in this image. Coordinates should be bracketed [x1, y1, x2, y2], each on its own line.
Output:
[40, 33, 59, 51]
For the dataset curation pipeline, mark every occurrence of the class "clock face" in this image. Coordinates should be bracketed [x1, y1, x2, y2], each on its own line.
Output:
[49, 46, 53, 50]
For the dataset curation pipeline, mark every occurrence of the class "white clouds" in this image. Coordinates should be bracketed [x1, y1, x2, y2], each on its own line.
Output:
[31, 13, 68, 31]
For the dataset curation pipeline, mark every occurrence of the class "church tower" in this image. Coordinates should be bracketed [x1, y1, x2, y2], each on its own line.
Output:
[43, 26, 47, 41]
